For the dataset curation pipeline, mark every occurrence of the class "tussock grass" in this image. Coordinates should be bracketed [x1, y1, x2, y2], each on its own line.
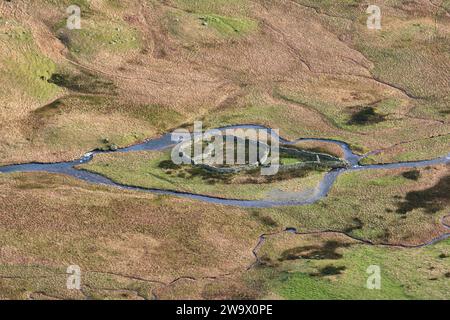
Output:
[257, 165, 450, 245]
[55, 19, 141, 56]
[255, 233, 450, 299]
[0, 22, 60, 103]
[0, 172, 269, 298]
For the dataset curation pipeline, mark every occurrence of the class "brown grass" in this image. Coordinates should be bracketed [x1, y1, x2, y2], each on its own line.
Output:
[0, 172, 270, 298]
[0, 0, 449, 299]
[1, 0, 448, 164]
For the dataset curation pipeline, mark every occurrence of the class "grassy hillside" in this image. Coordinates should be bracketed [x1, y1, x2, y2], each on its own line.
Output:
[0, 0, 448, 300]
[254, 233, 450, 299]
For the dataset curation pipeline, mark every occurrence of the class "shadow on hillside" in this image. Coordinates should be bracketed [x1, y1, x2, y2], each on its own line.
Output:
[396, 175, 450, 214]
[278, 240, 352, 261]
[310, 265, 347, 277]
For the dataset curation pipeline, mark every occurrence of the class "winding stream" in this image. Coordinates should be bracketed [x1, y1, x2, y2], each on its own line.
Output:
[0, 124, 449, 209]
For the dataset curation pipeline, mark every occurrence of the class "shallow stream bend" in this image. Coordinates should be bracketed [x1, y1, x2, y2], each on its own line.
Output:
[0, 124, 449, 208]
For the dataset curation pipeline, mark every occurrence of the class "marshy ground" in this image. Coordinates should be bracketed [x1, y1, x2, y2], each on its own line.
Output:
[0, 0, 449, 299]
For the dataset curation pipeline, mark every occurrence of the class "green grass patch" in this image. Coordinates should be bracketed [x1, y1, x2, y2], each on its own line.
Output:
[0, 22, 60, 102]
[256, 166, 450, 244]
[173, 0, 250, 16]
[291, 0, 363, 19]
[56, 19, 141, 56]
[366, 134, 450, 164]
[258, 233, 450, 299]
[78, 150, 326, 200]
[198, 14, 257, 36]
[280, 156, 302, 165]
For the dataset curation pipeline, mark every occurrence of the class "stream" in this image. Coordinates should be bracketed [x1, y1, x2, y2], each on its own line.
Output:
[0, 124, 449, 208]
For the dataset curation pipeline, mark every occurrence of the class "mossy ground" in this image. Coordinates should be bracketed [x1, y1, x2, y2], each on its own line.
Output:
[0, 171, 268, 299]
[55, 19, 141, 56]
[255, 164, 450, 245]
[0, 21, 60, 103]
[252, 233, 450, 299]
[78, 149, 327, 200]
[165, 1, 258, 44]
[0, 0, 448, 299]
